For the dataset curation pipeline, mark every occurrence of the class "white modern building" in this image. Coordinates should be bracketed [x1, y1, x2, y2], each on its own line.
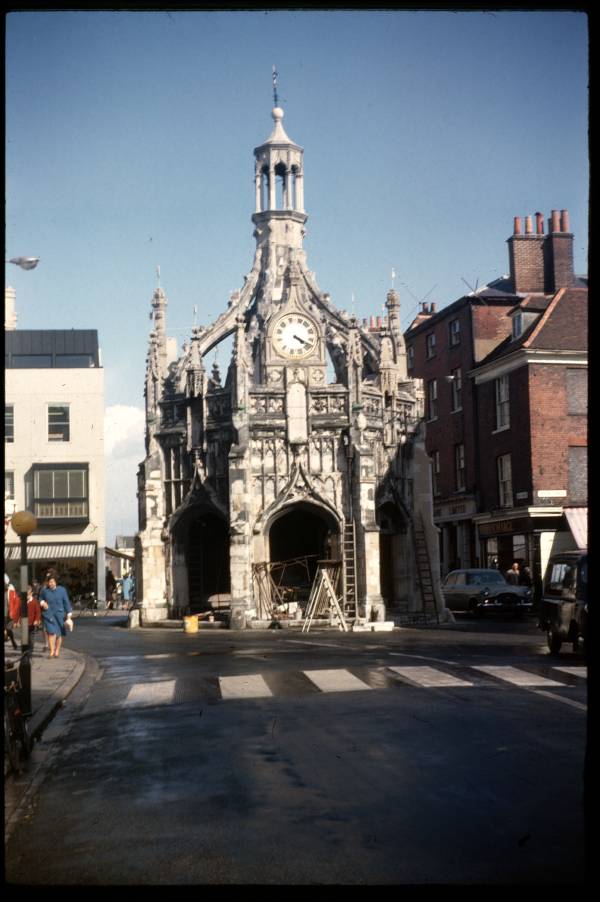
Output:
[4, 290, 106, 601]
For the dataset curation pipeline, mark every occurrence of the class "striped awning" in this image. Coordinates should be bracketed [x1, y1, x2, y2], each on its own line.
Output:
[3, 542, 97, 562]
[564, 507, 587, 550]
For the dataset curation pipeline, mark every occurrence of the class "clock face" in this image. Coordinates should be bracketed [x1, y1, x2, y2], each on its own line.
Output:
[272, 313, 318, 359]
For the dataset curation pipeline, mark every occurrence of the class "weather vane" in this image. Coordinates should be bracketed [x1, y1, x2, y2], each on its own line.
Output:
[391, 267, 396, 289]
[272, 65, 279, 106]
[156, 264, 161, 287]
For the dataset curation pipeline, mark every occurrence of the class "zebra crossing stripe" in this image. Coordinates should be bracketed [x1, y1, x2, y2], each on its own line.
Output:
[552, 666, 587, 678]
[388, 666, 473, 687]
[218, 674, 273, 699]
[473, 666, 564, 687]
[124, 680, 177, 706]
[303, 669, 372, 693]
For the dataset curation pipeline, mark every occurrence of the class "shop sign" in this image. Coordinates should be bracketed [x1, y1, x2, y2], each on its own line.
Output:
[478, 518, 530, 537]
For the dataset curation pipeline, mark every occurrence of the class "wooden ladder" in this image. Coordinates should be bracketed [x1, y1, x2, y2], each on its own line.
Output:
[412, 513, 439, 623]
[302, 565, 348, 633]
[343, 520, 358, 620]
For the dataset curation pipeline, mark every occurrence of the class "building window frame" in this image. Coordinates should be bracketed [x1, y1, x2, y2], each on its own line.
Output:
[512, 312, 523, 339]
[497, 453, 513, 508]
[431, 450, 440, 496]
[407, 345, 414, 370]
[449, 318, 460, 347]
[455, 443, 466, 491]
[32, 463, 89, 524]
[494, 375, 510, 432]
[5, 405, 14, 443]
[450, 367, 462, 412]
[5, 470, 15, 502]
[48, 404, 71, 442]
[426, 332, 436, 359]
[427, 379, 438, 421]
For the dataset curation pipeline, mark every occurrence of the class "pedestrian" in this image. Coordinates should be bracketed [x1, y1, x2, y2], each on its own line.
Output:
[505, 562, 520, 586]
[26, 584, 43, 649]
[105, 567, 116, 610]
[39, 576, 73, 658]
[122, 572, 132, 608]
[520, 565, 533, 588]
[4, 574, 18, 650]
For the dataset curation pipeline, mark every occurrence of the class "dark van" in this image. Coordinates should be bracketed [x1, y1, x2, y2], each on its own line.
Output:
[538, 550, 587, 655]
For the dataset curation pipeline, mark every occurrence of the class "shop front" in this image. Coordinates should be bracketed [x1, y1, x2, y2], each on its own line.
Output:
[475, 511, 569, 606]
[4, 541, 100, 602]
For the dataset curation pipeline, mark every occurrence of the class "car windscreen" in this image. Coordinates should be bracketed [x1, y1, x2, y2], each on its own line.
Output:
[466, 572, 506, 585]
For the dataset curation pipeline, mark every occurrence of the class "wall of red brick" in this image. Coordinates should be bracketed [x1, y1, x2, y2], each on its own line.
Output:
[528, 363, 587, 503]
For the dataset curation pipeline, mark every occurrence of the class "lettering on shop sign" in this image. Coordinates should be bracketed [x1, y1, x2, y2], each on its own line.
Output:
[487, 520, 513, 535]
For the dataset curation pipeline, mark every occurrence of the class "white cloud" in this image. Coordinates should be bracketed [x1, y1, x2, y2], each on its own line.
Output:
[104, 405, 146, 543]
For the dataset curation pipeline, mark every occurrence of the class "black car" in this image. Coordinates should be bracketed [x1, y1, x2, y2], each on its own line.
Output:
[441, 568, 533, 616]
[538, 551, 587, 655]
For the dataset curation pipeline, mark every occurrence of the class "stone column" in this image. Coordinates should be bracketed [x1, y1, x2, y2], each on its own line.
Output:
[296, 171, 304, 213]
[255, 168, 262, 213]
[268, 164, 276, 210]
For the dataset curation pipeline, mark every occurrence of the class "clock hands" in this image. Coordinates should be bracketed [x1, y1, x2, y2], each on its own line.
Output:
[292, 333, 309, 346]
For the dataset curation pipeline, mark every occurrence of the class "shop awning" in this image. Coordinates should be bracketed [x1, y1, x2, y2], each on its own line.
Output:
[3, 542, 97, 562]
[564, 507, 587, 549]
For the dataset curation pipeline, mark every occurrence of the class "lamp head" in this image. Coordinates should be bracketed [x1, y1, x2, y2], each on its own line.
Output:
[11, 510, 38, 537]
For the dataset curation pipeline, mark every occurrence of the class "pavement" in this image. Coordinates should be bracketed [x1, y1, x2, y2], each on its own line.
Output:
[4, 640, 87, 775]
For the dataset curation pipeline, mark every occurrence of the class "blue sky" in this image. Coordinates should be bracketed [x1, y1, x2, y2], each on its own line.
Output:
[6, 9, 589, 540]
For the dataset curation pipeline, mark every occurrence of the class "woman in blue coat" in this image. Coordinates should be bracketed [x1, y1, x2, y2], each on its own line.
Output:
[39, 576, 73, 657]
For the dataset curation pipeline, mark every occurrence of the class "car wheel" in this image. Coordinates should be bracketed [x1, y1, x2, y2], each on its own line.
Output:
[547, 629, 562, 655]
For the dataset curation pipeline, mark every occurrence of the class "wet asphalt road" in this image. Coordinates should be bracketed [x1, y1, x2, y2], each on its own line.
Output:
[5, 615, 588, 884]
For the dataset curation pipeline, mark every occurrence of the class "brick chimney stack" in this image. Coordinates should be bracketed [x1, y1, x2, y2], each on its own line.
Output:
[546, 208, 575, 290]
[508, 208, 575, 293]
[508, 212, 545, 292]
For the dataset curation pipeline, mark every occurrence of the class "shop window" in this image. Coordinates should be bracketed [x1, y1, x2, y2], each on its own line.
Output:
[497, 454, 513, 508]
[5, 405, 14, 442]
[32, 465, 88, 522]
[48, 405, 70, 442]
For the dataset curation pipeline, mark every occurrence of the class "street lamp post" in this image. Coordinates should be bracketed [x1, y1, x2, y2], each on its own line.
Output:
[10, 510, 38, 716]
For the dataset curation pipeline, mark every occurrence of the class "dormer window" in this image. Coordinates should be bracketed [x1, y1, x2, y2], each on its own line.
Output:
[512, 311, 523, 339]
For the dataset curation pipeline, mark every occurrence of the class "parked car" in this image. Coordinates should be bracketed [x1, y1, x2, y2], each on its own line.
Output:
[441, 568, 533, 616]
[538, 551, 587, 655]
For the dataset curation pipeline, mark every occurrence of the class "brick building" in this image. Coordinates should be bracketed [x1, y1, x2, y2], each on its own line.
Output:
[405, 210, 587, 593]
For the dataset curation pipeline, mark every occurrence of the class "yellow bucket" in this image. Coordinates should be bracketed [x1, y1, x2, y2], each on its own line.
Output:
[183, 614, 198, 634]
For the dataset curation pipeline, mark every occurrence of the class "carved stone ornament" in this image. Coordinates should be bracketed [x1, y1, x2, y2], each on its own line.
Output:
[268, 368, 283, 384]
[310, 368, 325, 384]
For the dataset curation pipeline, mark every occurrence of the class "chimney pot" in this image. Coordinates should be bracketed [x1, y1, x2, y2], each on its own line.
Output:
[376, 316, 382, 328]
[535, 212, 544, 235]
[560, 209, 570, 232]
[513, 216, 522, 235]
[525, 216, 533, 235]
[370, 316, 376, 329]
[551, 209, 560, 233]
[430, 302, 437, 313]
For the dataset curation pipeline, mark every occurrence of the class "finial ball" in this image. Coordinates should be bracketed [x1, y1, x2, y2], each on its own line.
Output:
[272, 106, 284, 121]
